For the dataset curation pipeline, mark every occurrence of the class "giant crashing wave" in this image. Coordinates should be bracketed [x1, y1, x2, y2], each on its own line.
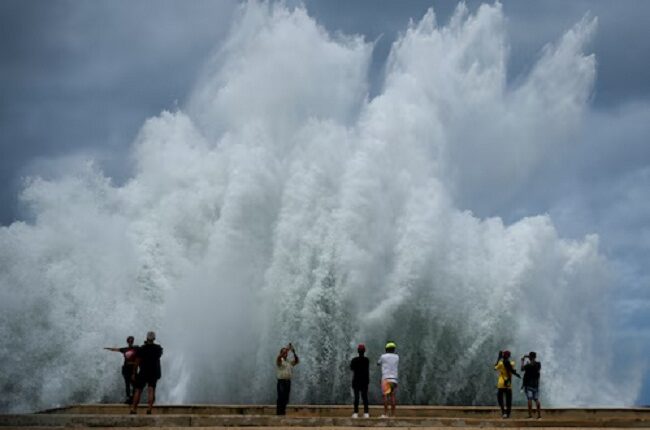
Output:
[0, 2, 638, 412]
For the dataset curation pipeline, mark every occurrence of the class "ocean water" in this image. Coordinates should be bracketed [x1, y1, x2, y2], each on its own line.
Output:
[0, 2, 638, 412]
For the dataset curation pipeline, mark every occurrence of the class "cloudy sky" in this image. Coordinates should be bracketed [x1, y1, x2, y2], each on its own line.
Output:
[2, 0, 650, 403]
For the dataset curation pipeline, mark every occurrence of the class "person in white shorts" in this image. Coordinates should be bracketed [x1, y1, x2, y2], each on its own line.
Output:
[377, 341, 399, 417]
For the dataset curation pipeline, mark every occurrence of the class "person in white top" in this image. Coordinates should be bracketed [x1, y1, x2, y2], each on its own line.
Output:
[276, 343, 299, 415]
[377, 341, 399, 417]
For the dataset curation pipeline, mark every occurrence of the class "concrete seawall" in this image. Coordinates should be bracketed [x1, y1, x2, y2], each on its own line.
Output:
[1, 404, 649, 428]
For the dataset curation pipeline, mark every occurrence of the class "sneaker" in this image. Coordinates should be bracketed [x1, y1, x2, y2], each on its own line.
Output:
[380, 414, 388, 418]
[351, 413, 358, 418]
[363, 413, 370, 418]
[501, 414, 508, 419]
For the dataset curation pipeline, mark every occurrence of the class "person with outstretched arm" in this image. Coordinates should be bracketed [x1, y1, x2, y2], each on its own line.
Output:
[350, 344, 370, 418]
[130, 331, 163, 415]
[104, 336, 137, 404]
[521, 352, 542, 419]
[494, 350, 520, 418]
[276, 343, 299, 416]
[377, 341, 399, 418]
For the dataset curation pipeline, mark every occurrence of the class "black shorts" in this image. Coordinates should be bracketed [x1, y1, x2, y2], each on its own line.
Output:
[122, 364, 135, 379]
[134, 372, 159, 389]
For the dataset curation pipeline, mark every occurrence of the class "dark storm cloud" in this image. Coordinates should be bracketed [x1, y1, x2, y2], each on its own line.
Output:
[304, 0, 650, 106]
[302, 0, 482, 97]
[301, 1, 650, 219]
[3, 0, 649, 225]
[0, 0, 237, 224]
[1, 0, 649, 319]
[502, 0, 650, 106]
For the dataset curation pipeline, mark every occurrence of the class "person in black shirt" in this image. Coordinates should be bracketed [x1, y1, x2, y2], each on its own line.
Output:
[521, 351, 541, 419]
[104, 336, 137, 404]
[130, 331, 163, 415]
[350, 344, 369, 418]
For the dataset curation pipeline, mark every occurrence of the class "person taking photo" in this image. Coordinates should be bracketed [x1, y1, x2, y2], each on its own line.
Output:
[276, 343, 299, 416]
[521, 352, 542, 419]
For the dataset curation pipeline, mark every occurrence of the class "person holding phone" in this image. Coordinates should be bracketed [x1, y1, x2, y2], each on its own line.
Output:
[276, 343, 299, 416]
[521, 352, 542, 419]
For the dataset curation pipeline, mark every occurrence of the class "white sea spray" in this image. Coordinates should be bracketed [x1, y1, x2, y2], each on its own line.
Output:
[0, 2, 638, 411]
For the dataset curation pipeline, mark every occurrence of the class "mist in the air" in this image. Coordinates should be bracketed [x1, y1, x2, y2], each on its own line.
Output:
[0, 2, 640, 412]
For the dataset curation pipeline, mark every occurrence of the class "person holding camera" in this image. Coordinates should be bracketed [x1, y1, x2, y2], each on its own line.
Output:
[276, 343, 299, 416]
[494, 350, 520, 418]
[521, 352, 542, 419]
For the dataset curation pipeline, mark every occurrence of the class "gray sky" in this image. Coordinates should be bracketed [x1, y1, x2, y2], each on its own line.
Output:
[2, 0, 649, 223]
[0, 0, 238, 222]
[2, 0, 650, 402]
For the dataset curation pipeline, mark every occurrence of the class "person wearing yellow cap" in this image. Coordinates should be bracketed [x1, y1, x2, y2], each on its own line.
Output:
[377, 341, 399, 418]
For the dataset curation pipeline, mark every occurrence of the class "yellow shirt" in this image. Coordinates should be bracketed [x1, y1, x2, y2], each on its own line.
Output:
[494, 359, 515, 389]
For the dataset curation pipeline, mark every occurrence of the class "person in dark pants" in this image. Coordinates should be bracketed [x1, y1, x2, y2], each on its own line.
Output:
[350, 344, 369, 418]
[130, 331, 163, 415]
[494, 350, 520, 418]
[521, 352, 542, 419]
[276, 343, 299, 416]
[104, 336, 137, 404]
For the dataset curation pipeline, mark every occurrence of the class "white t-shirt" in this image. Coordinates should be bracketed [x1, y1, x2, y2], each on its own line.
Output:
[377, 353, 399, 381]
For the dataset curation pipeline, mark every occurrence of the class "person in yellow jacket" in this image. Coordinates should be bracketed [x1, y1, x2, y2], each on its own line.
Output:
[494, 350, 520, 418]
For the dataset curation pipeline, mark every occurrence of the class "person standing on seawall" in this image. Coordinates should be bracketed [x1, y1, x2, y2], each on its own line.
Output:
[130, 331, 163, 415]
[350, 344, 370, 418]
[104, 336, 138, 404]
[521, 352, 542, 419]
[276, 343, 299, 416]
[377, 341, 399, 418]
[494, 350, 520, 418]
